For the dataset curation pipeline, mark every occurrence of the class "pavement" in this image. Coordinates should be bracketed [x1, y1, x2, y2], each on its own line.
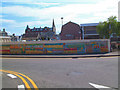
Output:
[0, 51, 119, 58]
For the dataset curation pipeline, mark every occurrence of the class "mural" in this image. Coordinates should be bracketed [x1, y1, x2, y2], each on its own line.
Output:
[100, 41, 108, 52]
[1, 40, 110, 55]
[0, 45, 10, 54]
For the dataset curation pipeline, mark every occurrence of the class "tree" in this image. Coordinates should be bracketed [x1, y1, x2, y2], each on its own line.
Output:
[117, 22, 120, 36]
[97, 21, 109, 39]
[97, 16, 118, 39]
[96, 22, 105, 38]
[108, 16, 117, 35]
[41, 37, 45, 40]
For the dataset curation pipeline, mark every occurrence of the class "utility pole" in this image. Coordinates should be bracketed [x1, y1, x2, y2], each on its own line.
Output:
[61, 17, 63, 26]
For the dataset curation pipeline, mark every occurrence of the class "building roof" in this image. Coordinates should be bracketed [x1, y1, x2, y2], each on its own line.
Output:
[80, 23, 99, 26]
[0, 36, 11, 38]
[62, 21, 80, 27]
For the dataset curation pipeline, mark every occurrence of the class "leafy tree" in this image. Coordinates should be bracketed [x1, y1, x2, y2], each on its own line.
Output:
[117, 22, 120, 36]
[96, 22, 105, 38]
[41, 37, 45, 40]
[97, 16, 118, 39]
[97, 21, 109, 39]
[108, 16, 118, 34]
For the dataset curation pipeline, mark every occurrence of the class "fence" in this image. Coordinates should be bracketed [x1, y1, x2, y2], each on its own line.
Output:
[0, 39, 110, 55]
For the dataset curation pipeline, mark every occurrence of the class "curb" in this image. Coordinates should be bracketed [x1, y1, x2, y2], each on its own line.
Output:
[0, 54, 119, 58]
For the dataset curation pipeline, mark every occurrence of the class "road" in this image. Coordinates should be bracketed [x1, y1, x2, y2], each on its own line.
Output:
[1, 57, 118, 89]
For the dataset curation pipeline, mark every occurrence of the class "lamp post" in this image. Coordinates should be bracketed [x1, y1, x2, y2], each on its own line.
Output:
[61, 17, 63, 26]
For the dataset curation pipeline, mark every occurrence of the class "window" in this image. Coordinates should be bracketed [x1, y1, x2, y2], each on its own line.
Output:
[66, 34, 72, 37]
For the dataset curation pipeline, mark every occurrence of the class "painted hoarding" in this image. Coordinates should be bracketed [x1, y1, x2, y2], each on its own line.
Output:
[1, 39, 110, 55]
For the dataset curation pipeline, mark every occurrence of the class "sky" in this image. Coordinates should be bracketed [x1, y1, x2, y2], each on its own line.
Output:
[0, 0, 119, 36]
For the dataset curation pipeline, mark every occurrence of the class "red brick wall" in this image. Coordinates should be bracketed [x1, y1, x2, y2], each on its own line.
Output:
[60, 22, 81, 40]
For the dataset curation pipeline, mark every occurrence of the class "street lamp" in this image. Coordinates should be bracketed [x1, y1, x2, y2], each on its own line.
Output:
[61, 17, 63, 26]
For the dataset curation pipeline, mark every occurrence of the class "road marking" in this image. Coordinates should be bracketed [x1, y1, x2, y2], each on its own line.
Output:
[0, 70, 31, 90]
[0, 69, 38, 90]
[89, 83, 110, 88]
[0, 73, 2, 76]
[18, 85, 25, 90]
[6, 70, 38, 90]
[7, 74, 17, 79]
[17, 72, 38, 90]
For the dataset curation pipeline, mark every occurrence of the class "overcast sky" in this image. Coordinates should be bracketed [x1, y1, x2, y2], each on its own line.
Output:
[0, 0, 119, 36]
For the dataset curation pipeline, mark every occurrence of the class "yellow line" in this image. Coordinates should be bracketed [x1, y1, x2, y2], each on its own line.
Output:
[0, 70, 31, 90]
[0, 70, 39, 90]
[5, 70, 38, 90]
[17, 73, 38, 90]
[13, 73, 31, 90]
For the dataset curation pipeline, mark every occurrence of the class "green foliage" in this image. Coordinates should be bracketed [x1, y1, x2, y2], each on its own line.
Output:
[108, 16, 118, 34]
[47, 37, 50, 40]
[117, 22, 120, 36]
[41, 37, 45, 40]
[96, 22, 105, 38]
[97, 16, 119, 39]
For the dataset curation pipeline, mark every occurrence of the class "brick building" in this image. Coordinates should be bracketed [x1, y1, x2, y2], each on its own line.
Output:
[22, 19, 56, 41]
[60, 21, 81, 40]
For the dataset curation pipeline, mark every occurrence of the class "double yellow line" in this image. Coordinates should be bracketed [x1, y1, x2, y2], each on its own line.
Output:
[0, 69, 38, 90]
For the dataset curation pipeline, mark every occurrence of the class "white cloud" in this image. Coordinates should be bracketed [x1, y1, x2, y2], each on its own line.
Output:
[2, 0, 32, 3]
[32, 2, 60, 6]
[2, 0, 99, 3]
[1, 20, 53, 35]
[0, 15, 2, 18]
[2, 0, 118, 19]
[1, 19, 15, 23]
[1, 0, 118, 34]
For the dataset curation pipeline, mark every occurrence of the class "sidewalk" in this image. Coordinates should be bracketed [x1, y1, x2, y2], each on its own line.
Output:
[0, 51, 119, 58]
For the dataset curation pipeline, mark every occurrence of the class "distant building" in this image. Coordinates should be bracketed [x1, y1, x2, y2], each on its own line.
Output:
[22, 19, 56, 41]
[80, 23, 99, 39]
[11, 34, 17, 42]
[0, 29, 11, 42]
[60, 21, 81, 40]
[0, 28, 8, 36]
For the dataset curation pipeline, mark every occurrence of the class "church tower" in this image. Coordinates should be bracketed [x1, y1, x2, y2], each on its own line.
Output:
[26, 25, 29, 30]
[52, 19, 56, 34]
[25, 25, 29, 33]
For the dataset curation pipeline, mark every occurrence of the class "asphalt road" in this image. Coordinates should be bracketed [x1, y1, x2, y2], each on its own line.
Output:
[1, 57, 118, 89]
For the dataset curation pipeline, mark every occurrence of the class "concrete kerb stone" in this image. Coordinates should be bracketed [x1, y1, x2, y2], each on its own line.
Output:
[0, 53, 119, 58]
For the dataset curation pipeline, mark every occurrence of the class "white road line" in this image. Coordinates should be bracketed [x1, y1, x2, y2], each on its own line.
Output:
[0, 73, 2, 76]
[7, 74, 17, 79]
[18, 85, 25, 90]
[89, 83, 110, 88]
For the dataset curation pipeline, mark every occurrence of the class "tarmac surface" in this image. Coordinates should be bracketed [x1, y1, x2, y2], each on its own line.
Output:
[1, 58, 119, 89]
[0, 51, 119, 89]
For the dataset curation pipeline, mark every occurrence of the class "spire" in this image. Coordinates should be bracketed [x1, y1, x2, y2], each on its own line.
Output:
[52, 19, 55, 27]
[52, 19, 56, 34]
[26, 25, 29, 29]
